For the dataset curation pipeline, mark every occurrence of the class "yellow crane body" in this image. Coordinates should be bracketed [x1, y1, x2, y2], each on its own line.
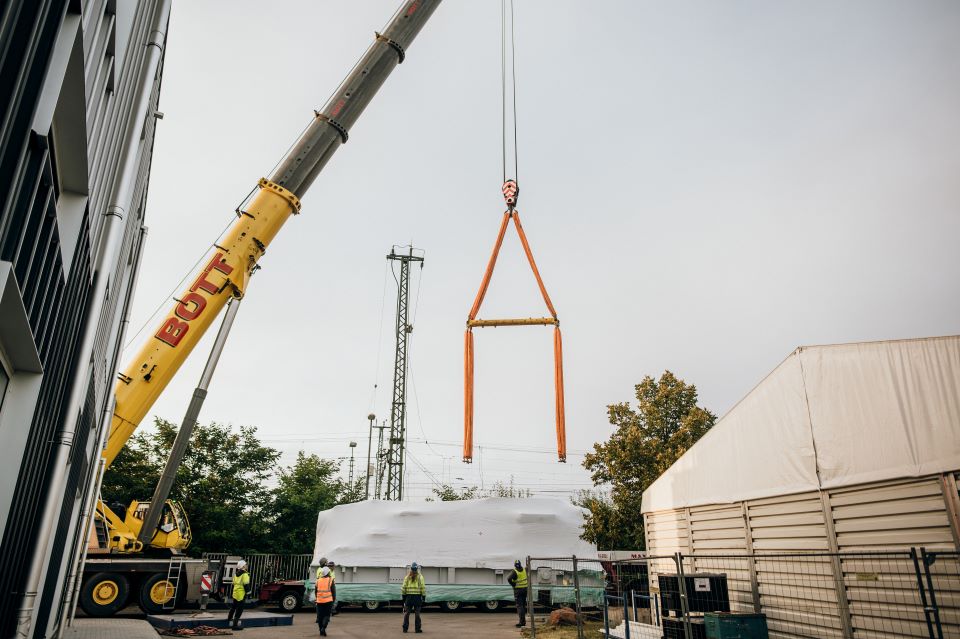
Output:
[96, 180, 299, 552]
[88, 0, 442, 557]
[104, 180, 299, 468]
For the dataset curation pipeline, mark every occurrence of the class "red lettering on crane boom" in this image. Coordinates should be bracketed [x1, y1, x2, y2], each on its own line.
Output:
[154, 252, 234, 348]
[156, 317, 189, 347]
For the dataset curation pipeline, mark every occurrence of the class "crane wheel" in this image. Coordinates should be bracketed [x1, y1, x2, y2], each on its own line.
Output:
[79, 572, 130, 617]
[138, 572, 178, 614]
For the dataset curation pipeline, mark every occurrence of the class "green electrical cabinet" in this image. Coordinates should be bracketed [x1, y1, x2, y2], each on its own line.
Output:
[704, 612, 769, 639]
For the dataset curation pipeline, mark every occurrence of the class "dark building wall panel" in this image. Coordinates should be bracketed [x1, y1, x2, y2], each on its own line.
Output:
[0, 0, 167, 636]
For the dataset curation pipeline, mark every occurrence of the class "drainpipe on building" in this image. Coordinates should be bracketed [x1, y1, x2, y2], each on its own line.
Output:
[60, 224, 148, 634]
[16, 2, 171, 636]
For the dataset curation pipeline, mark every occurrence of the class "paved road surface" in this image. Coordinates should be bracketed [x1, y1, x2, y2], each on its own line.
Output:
[239, 610, 523, 638]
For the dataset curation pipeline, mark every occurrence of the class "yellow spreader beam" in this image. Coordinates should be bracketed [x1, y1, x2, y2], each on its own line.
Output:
[467, 317, 558, 328]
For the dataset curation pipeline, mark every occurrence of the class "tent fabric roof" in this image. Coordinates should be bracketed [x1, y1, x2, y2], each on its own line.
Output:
[641, 336, 960, 514]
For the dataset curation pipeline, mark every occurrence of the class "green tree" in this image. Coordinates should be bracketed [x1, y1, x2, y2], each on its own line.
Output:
[102, 418, 280, 556]
[488, 478, 531, 498]
[430, 484, 480, 501]
[580, 371, 716, 550]
[269, 452, 361, 554]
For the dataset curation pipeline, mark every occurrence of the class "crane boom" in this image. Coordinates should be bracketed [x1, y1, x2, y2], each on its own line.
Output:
[93, 1, 441, 557]
[104, 0, 441, 471]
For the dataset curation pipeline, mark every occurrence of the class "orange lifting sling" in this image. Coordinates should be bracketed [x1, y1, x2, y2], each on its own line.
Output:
[463, 180, 566, 463]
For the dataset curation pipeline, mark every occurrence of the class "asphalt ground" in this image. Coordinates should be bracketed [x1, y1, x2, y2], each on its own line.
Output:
[82, 605, 529, 638]
[239, 608, 525, 638]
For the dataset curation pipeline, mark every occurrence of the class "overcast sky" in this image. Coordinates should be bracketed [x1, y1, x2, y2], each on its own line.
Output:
[127, 0, 960, 501]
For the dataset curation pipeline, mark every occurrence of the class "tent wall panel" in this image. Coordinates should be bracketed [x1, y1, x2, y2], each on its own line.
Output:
[830, 477, 955, 551]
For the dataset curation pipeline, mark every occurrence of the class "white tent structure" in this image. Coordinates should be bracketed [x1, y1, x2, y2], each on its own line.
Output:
[641, 336, 960, 639]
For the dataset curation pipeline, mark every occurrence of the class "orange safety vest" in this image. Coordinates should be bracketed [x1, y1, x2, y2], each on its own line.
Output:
[316, 575, 334, 604]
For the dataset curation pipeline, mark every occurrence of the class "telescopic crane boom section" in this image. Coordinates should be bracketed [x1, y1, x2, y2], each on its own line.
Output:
[100, 0, 441, 554]
[463, 182, 567, 464]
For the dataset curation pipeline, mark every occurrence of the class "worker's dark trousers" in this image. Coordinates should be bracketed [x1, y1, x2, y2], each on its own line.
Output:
[316, 602, 333, 632]
[403, 595, 423, 632]
[227, 598, 244, 626]
[515, 589, 528, 626]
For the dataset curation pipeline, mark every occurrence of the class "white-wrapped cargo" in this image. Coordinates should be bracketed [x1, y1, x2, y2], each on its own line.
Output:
[309, 497, 601, 610]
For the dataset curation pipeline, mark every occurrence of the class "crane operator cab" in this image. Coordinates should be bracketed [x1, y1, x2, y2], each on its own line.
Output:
[91, 499, 191, 554]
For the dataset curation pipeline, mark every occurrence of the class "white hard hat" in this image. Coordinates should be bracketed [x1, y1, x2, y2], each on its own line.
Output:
[236, 560, 247, 570]
[320, 567, 330, 577]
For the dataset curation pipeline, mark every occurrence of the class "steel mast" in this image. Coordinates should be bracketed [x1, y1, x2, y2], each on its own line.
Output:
[383, 247, 423, 500]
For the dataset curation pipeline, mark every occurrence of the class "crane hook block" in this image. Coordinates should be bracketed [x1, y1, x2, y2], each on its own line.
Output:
[502, 179, 519, 209]
[463, 201, 566, 464]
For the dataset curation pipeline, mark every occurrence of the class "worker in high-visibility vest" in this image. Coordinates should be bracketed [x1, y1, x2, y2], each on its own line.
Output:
[315, 566, 336, 637]
[227, 559, 251, 631]
[327, 560, 339, 616]
[401, 562, 426, 633]
[507, 559, 529, 628]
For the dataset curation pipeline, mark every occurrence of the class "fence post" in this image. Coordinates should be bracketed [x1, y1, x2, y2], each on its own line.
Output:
[526, 555, 536, 638]
[572, 555, 584, 639]
[623, 595, 631, 639]
[910, 547, 937, 639]
[820, 493, 854, 639]
[676, 552, 693, 639]
[603, 594, 610, 639]
[741, 503, 762, 614]
[920, 548, 944, 639]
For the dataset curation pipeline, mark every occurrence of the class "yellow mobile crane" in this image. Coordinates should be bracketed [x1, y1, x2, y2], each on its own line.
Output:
[76, 0, 442, 617]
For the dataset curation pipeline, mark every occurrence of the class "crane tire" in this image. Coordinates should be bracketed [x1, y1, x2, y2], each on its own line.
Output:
[79, 572, 130, 617]
[138, 572, 178, 614]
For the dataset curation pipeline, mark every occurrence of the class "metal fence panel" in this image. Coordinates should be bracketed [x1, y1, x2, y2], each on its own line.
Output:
[542, 548, 958, 639]
[203, 553, 312, 598]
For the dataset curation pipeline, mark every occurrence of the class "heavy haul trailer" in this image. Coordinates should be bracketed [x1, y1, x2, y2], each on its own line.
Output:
[261, 499, 605, 612]
[74, 0, 441, 617]
[261, 556, 607, 613]
[306, 562, 606, 612]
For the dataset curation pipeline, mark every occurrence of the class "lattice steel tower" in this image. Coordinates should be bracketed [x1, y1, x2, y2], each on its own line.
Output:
[382, 246, 424, 500]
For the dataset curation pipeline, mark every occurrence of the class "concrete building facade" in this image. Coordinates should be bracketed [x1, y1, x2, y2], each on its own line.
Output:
[0, 1, 170, 636]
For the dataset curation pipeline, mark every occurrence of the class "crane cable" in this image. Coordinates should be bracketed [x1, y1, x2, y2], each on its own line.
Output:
[462, 0, 567, 464]
[501, 0, 519, 183]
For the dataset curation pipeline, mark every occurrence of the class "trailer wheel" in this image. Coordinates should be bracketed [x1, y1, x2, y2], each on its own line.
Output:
[478, 599, 502, 612]
[79, 573, 130, 617]
[279, 590, 302, 612]
[362, 600, 381, 611]
[440, 600, 462, 612]
[138, 572, 177, 614]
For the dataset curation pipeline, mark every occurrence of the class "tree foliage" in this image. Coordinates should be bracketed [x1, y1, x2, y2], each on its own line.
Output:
[430, 484, 480, 501]
[580, 371, 716, 550]
[270, 452, 364, 554]
[102, 418, 359, 556]
[428, 477, 533, 501]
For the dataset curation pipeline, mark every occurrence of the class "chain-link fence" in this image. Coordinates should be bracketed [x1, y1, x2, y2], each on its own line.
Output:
[532, 548, 959, 639]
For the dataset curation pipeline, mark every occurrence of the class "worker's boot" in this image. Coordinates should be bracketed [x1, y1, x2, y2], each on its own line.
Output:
[232, 620, 243, 632]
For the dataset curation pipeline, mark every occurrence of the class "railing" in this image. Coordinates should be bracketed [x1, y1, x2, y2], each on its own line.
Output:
[203, 553, 313, 598]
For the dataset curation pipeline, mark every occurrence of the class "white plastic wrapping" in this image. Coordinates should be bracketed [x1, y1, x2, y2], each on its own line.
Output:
[642, 336, 960, 513]
[314, 497, 597, 568]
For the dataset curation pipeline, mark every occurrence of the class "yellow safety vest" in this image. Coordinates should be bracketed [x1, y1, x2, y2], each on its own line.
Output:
[232, 571, 250, 601]
[316, 576, 334, 604]
[514, 568, 528, 590]
[401, 573, 426, 596]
